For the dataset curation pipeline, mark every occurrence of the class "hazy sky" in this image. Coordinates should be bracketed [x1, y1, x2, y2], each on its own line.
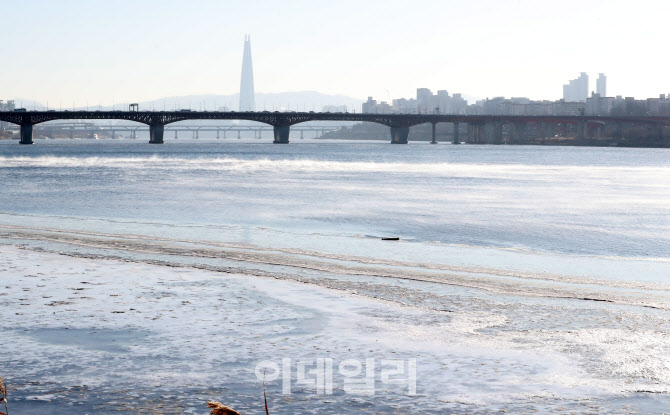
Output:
[2, 0, 669, 105]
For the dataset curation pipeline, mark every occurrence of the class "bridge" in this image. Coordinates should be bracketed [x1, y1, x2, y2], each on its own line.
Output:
[2, 122, 343, 140]
[1, 110, 669, 145]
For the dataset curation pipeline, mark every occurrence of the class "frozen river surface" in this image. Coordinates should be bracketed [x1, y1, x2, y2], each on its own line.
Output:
[2, 140, 670, 413]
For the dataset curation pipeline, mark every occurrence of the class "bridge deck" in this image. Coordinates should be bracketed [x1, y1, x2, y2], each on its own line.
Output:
[1, 111, 668, 145]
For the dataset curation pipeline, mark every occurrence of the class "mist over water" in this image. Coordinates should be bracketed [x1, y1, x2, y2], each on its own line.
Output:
[1, 140, 669, 259]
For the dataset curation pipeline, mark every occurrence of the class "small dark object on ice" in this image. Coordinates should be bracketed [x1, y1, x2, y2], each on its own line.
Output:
[207, 401, 241, 415]
[381, 237, 400, 241]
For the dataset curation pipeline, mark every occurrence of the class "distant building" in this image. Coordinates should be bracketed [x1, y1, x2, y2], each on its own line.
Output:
[416, 88, 433, 113]
[392, 98, 418, 113]
[473, 96, 587, 116]
[0, 100, 15, 130]
[362, 97, 377, 113]
[563, 73, 589, 102]
[0, 100, 15, 111]
[239, 35, 255, 111]
[585, 93, 614, 116]
[596, 73, 607, 97]
[410, 88, 468, 114]
[554, 100, 585, 116]
[451, 93, 468, 114]
[361, 97, 392, 114]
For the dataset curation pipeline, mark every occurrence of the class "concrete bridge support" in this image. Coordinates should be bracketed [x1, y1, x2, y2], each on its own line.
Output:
[174, 131, 179, 139]
[273, 125, 290, 144]
[545, 123, 554, 139]
[390, 126, 409, 144]
[538, 122, 549, 139]
[512, 122, 527, 143]
[577, 121, 587, 140]
[20, 124, 33, 145]
[149, 124, 165, 144]
[431, 123, 437, 144]
[656, 123, 664, 144]
[560, 123, 569, 138]
[485, 121, 503, 144]
[453, 122, 460, 144]
[467, 123, 484, 144]
[594, 124, 604, 138]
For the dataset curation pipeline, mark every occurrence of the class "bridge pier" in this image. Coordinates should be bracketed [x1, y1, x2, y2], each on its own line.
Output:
[174, 131, 179, 139]
[300, 130, 304, 140]
[216, 130, 220, 139]
[149, 124, 164, 144]
[512, 122, 527, 143]
[390, 126, 409, 144]
[576, 121, 586, 140]
[594, 124, 604, 139]
[540, 122, 550, 139]
[655, 123, 664, 143]
[453, 122, 460, 144]
[273, 125, 290, 144]
[467, 123, 480, 144]
[430, 123, 437, 144]
[485, 121, 503, 144]
[20, 124, 33, 145]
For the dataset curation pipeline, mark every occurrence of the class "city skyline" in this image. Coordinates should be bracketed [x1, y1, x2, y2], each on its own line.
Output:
[2, 0, 669, 105]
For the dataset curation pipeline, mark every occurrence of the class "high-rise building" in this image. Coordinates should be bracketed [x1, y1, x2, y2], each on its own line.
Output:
[0, 100, 15, 130]
[416, 88, 433, 113]
[596, 73, 607, 97]
[362, 97, 392, 114]
[239, 35, 255, 111]
[562, 73, 589, 102]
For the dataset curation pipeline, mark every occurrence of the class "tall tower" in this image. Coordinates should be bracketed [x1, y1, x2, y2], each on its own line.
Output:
[596, 73, 607, 97]
[239, 35, 255, 112]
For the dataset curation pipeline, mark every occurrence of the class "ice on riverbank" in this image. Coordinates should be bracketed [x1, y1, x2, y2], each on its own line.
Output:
[3, 245, 670, 414]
